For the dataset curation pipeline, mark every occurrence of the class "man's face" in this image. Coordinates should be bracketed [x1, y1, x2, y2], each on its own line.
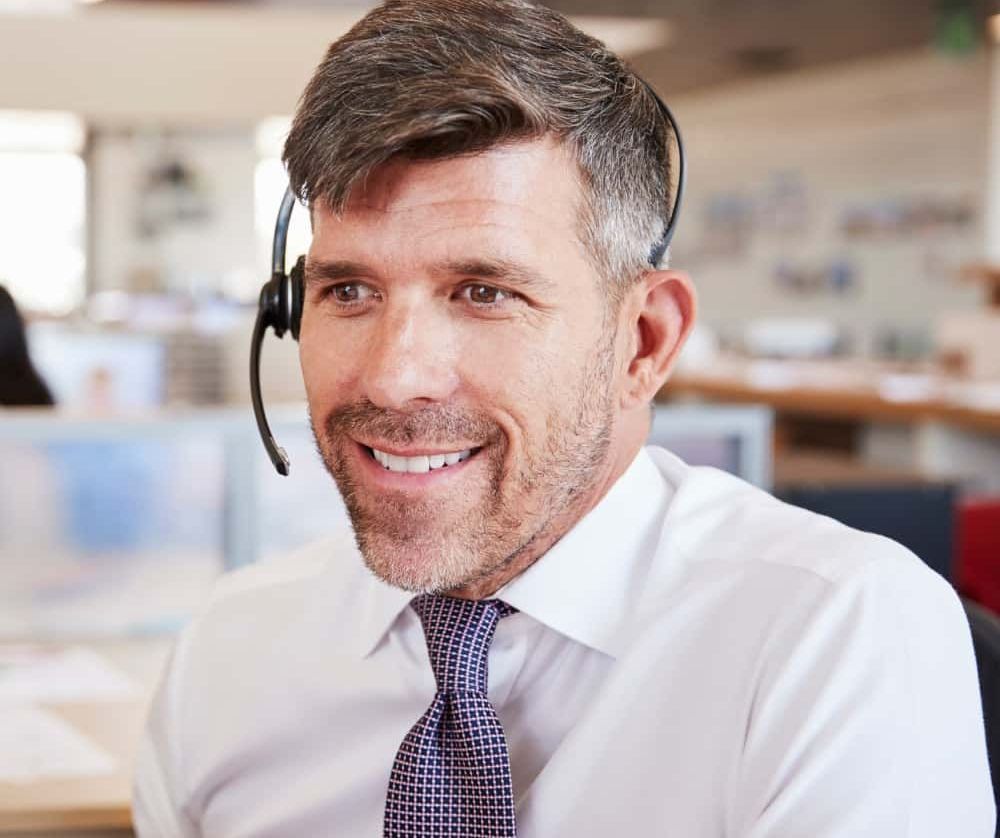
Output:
[300, 138, 631, 594]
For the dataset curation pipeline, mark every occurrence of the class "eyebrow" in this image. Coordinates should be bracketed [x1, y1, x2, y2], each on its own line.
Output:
[303, 260, 372, 288]
[437, 258, 555, 294]
[304, 257, 556, 294]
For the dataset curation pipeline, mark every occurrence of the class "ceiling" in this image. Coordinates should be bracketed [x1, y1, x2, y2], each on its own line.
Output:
[98, 0, 994, 94]
[548, 0, 992, 94]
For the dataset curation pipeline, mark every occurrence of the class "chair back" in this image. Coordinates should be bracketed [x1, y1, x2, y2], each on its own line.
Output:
[964, 598, 1000, 836]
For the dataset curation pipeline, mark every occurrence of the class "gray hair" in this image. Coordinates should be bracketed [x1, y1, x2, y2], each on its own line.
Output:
[283, 0, 674, 294]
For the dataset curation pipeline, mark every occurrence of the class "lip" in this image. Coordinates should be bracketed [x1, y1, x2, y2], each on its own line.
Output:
[351, 439, 481, 490]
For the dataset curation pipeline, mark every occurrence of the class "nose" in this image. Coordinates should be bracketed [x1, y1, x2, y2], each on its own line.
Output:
[361, 300, 460, 410]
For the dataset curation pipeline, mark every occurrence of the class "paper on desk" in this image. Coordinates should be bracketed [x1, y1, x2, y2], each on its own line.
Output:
[746, 360, 802, 390]
[0, 646, 138, 704]
[951, 382, 1000, 412]
[0, 704, 116, 783]
[877, 373, 937, 403]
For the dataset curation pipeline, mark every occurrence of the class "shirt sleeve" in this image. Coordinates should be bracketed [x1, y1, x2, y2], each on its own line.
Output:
[728, 548, 996, 838]
[132, 629, 200, 838]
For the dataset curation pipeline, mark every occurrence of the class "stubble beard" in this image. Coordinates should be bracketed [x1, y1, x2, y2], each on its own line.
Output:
[311, 338, 616, 594]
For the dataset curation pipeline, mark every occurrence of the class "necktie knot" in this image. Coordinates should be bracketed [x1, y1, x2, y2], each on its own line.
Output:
[410, 593, 515, 694]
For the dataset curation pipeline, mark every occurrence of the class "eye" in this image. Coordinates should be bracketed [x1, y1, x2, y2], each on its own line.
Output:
[460, 284, 513, 306]
[328, 282, 375, 305]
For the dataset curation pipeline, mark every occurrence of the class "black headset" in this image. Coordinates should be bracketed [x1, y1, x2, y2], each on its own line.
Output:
[251, 83, 686, 476]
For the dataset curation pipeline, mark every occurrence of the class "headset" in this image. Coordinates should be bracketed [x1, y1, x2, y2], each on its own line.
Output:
[251, 82, 687, 476]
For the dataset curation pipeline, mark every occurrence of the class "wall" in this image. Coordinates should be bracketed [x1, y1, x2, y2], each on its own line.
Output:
[665, 48, 991, 354]
[4, 0, 668, 306]
[89, 127, 258, 296]
[8, 3, 991, 354]
[86, 125, 309, 405]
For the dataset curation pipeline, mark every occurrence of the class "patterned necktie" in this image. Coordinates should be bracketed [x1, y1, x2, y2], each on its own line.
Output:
[384, 593, 518, 837]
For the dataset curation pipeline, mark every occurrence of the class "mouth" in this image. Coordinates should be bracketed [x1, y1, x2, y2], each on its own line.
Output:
[361, 443, 483, 475]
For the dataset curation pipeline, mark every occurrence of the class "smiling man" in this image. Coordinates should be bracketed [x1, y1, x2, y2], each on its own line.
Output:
[303, 140, 644, 601]
[133, 1, 994, 836]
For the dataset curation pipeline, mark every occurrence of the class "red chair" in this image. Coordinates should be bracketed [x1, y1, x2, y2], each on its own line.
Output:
[957, 498, 1000, 616]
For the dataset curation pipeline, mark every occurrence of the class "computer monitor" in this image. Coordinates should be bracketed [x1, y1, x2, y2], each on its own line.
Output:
[647, 403, 773, 489]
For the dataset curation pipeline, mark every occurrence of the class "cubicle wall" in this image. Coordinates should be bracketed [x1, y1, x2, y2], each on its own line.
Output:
[0, 403, 772, 638]
[0, 411, 240, 638]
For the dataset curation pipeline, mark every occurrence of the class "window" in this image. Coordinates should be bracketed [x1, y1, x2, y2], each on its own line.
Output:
[0, 111, 86, 315]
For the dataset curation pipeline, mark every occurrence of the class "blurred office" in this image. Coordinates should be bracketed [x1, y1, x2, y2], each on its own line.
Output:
[1, 0, 999, 834]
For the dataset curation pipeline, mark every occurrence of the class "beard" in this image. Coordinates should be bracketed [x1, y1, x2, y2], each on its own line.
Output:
[311, 335, 617, 594]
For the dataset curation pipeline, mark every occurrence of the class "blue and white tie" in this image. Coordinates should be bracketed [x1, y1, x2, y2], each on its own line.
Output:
[384, 594, 518, 837]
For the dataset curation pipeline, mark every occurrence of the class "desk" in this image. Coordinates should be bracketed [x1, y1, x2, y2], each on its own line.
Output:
[666, 358, 1000, 434]
[663, 358, 1000, 493]
[0, 640, 170, 835]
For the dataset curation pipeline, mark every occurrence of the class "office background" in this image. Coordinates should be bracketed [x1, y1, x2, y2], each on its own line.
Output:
[1, 0, 999, 835]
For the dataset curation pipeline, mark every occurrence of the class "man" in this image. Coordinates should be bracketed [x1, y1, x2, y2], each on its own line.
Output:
[133, 0, 995, 835]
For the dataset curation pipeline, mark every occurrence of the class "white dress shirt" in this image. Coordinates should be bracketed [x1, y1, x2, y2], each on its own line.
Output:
[133, 447, 995, 837]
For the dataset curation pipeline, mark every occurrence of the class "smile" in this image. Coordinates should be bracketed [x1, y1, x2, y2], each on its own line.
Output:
[365, 445, 479, 474]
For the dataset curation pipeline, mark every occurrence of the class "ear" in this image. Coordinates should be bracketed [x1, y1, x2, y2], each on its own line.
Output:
[619, 270, 697, 411]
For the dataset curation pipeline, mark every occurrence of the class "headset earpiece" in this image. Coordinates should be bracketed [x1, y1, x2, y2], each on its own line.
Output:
[258, 270, 290, 338]
[289, 255, 305, 342]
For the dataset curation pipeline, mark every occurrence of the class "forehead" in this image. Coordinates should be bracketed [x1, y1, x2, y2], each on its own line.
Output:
[309, 138, 591, 272]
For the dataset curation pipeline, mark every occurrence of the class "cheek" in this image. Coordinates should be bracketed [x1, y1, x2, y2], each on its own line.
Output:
[459, 326, 582, 439]
[458, 324, 554, 395]
[297, 321, 356, 404]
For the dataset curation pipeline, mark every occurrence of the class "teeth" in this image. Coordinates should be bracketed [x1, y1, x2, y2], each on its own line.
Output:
[407, 456, 430, 474]
[371, 447, 473, 473]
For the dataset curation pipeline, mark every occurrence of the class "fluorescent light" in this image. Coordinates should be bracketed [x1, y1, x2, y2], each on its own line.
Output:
[0, 0, 103, 13]
[0, 110, 85, 153]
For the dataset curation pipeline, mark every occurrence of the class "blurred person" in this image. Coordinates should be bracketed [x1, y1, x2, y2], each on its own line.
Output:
[82, 365, 116, 413]
[134, 1, 994, 835]
[0, 291, 154, 570]
[0, 284, 54, 407]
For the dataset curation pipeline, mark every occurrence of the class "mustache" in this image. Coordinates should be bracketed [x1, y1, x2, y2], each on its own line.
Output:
[322, 399, 501, 448]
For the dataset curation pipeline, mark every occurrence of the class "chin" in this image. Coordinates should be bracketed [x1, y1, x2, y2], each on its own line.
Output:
[357, 532, 489, 594]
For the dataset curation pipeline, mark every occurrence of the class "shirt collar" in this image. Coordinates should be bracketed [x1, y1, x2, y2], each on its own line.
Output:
[496, 447, 672, 658]
[354, 446, 673, 659]
[356, 568, 413, 659]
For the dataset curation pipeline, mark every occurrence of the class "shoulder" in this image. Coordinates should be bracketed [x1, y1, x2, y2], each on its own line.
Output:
[642, 448, 977, 716]
[206, 529, 355, 606]
[641, 458, 995, 833]
[156, 528, 370, 743]
[650, 446, 937, 585]
[176, 528, 364, 654]
[137, 529, 370, 823]
[643, 447, 958, 631]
